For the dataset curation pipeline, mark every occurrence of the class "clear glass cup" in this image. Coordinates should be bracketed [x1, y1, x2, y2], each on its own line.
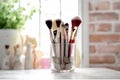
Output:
[50, 43, 76, 72]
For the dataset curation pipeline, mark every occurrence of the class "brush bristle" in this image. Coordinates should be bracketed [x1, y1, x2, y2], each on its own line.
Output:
[61, 23, 65, 28]
[71, 16, 82, 27]
[52, 19, 57, 31]
[56, 19, 61, 28]
[65, 23, 69, 26]
[45, 19, 52, 29]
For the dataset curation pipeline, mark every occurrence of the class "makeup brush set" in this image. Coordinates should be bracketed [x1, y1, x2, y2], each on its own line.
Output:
[45, 16, 82, 72]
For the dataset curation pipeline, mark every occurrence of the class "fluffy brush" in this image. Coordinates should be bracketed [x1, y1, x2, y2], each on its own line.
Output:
[69, 16, 82, 43]
[68, 16, 82, 58]
[71, 16, 81, 27]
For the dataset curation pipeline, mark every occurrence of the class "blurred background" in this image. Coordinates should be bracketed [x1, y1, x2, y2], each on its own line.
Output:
[16, 0, 120, 71]
[89, 0, 120, 71]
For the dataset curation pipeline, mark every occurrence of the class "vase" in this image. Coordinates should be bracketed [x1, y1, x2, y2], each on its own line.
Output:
[0, 29, 25, 70]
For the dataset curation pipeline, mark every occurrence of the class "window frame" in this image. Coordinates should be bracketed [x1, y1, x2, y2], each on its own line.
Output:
[78, 0, 89, 67]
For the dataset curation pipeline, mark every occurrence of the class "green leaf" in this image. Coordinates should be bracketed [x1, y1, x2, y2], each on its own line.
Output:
[0, 0, 37, 29]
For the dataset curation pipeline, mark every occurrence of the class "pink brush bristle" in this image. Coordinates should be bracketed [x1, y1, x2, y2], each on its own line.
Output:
[68, 16, 82, 58]
[45, 19, 52, 29]
[56, 19, 61, 28]
[71, 16, 82, 27]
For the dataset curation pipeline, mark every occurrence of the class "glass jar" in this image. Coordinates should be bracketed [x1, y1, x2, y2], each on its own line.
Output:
[50, 43, 76, 72]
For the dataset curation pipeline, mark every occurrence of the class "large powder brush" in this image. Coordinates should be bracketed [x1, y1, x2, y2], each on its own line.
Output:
[68, 16, 82, 58]
[69, 16, 82, 43]
[72, 16, 81, 27]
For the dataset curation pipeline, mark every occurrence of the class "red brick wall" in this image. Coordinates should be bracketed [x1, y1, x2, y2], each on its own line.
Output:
[89, 0, 120, 71]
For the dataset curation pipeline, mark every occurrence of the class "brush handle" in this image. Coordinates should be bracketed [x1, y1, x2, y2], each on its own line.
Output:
[64, 23, 69, 39]
[61, 33, 65, 64]
[53, 30, 57, 40]
[54, 28, 61, 58]
[59, 33, 62, 63]
[68, 26, 79, 58]
[50, 30, 59, 58]
[55, 28, 60, 42]
[68, 39, 75, 58]
[52, 42, 60, 58]
[73, 27, 78, 40]
[49, 29, 54, 43]
[68, 26, 76, 58]
[63, 27, 69, 57]
[64, 40, 68, 57]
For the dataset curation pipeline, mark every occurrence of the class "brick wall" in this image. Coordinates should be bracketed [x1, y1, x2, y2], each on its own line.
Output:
[89, 0, 120, 70]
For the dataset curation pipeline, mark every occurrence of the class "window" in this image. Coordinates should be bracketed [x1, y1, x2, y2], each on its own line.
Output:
[21, 0, 89, 68]
[40, 0, 79, 57]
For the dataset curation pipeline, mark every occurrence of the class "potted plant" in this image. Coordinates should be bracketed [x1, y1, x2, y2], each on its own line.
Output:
[0, 0, 36, 70]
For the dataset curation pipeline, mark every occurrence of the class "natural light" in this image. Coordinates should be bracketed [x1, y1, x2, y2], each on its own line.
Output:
[19, 0, 89, 69]
[21, 0, 80, 57]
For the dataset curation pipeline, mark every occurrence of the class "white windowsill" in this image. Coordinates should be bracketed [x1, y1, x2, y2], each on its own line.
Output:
[0, 68, 120, 79]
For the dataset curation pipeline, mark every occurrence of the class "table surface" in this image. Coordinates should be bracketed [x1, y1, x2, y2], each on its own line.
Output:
[0, 68, 120, 80]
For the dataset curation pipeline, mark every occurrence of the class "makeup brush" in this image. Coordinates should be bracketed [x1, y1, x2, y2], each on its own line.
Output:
[61, 23, 69, 57]
[46, 19, 59, 58]
[64, 23, 69, 38]
[56, 19, 61, 28]
[54, 19, 62, 63]
[68, 16, 82, 58]
[55, 19, 62, 42]
[70, 16, 82, 42]
[45, 19, 54, 43]
[60, 22, 66, 64]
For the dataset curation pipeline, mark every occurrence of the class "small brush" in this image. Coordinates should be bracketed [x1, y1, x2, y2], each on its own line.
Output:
[68, 16, 82, 58]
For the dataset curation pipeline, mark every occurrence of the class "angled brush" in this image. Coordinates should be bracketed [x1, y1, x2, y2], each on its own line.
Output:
[45, 19, 54, 43]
